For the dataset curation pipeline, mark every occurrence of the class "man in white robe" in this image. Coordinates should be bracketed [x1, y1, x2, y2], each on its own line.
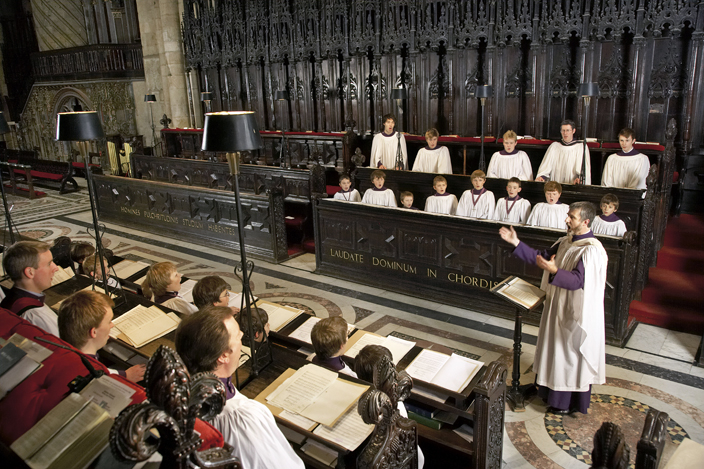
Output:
[601, 128, 650, 190]
[370, 114, 408, 170]
[412, 129, 452, 173]
[493, 178, 531, 223]
[487, 131, 533, 180]
[525, 182, 568, 230]
[457, 170, 495, 219]
[536, 120, 591, 185]
[499, 201, 607, 414]
[175, 307, 305, 469]
[424, 176, 458, 215]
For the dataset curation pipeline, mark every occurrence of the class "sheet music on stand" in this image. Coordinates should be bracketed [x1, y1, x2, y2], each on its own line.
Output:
[490, 276, 545, 311]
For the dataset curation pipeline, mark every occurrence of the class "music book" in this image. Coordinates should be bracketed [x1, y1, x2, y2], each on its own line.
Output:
[53, 285, 117, 310]
[111, 260, 149, 279]
[301, 439, 339, 466]
[343, 331, 416, 365]
[0, 354, 42, 399]
[491, 276, 545, 311]
[228, 291, 258, 309]
[405, 350, 484, 393]
[110, 304, 181, 348]
[312, 403, 375, 452]
[177, 279, 199, 304]
[255, 368, 318, 432]
[78, 375, 136, 418]
[288, 316, 355, 345]
[5, 334, 53, 363]
[50, 266, 74, 286]
[0, 343, 27, 376]
[11, 393, 112, 469]
[256, 301, 303, 332]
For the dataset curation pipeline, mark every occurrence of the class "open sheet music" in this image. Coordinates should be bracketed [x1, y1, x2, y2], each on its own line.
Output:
[491, 276, 545, 310]
[288, 316, 355, 345]
[111, 260, 149, 279]
[110, 304, 181, 348]
[50, 266, 74, 286]
[405, 349, 484, 393]
[343, 331, 415, 365]
[256, 301, 303, 332]
[177, 279, 198, 304]
[312, 404, 375, 451]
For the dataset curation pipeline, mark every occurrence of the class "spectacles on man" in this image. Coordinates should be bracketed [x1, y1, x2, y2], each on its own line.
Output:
[219, 291, 231, 300]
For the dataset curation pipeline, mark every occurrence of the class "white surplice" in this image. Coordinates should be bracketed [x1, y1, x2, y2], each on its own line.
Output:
[536, 141, 591, 185]
[534, 235, 608, 392]
[486, 150, 534, 180]
[456, 189, 495, 219]
[370, 131, 408, 170]
[22, 304, 60, 337]
[161, 297, 198, 315]
[362, 188, 397, 207]
[412, 146, 453, 174]
[591, 216, 627, 237]
[601, 152, 651, 190]
[492, 197, 532, 224]
[334, 189, 362, 202]
[424, 193, 458, 215]
[213, 392, 305, 469]
[526, 203, 569, 230]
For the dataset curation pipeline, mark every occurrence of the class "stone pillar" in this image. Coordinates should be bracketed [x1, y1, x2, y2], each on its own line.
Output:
[136, 0, 190, 132]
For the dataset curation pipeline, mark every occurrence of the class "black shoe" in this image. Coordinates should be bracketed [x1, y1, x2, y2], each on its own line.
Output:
[548, 406, 576, 415]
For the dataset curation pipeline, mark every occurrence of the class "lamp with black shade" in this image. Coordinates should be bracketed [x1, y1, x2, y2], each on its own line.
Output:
[577, 83, 599, 185]
[201, 111, 272, 379]
[144, 94, 158, 155]
[476, 85, 493, 172]
[0, 111, 18, 244]
[275, 90, 291, 169]
[56, 111, 121, 302]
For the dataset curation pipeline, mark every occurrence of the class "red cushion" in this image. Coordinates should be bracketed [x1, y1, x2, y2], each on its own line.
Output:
[0, 309, 223, 451]
[326, 185, 338, 197]
[30, 171, 63, 180]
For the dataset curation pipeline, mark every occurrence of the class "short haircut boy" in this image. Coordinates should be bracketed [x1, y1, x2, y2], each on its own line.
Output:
[544, 181, 562, 194]
[339, 174, 351, 183]
[561, 119, 576, 130]
[82, 254, 108, 275]
[382, 113, 396, 125]
[470, 169, 486, 180]
[503, 130, 518, 141]
[175, 306, 234, 374]
[311, 316, 349, 361]
[425, 128, 439, 138]
[142, 261, 177, 299]
[618, 128, 635, 140]
[70, 242, 95, 265]
[2, 241, 52, 281]
[600, 193, 620, 210]
[193, 276, 232, 308]
[238, 307, 269, 342]
[58, 290, 115, 349]
[508, 177, 521, 186]
[370, 169, 386, 181]
[400, 191, 413, 201]
[433, 175, 447, 186]
[354, 344, 392, 383]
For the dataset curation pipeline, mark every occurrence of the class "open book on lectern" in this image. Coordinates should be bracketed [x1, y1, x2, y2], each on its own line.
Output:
[491, 276, 545, 311]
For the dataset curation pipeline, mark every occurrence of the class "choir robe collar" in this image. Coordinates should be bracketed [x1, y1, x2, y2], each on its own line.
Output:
[381, 131, 396, 137]
[372, 186, 389, 191]
[599, 213, 621, 222]
[7, 287, 45, 303]
[571, 231, 595, 242]
[219, 377, 238, 400]
[402, 206, 420, 210]
[471, 188, 487, 195]
[560, 139, 580, 146]
[424, 146, 441, 151]
[506, 195, 521, 201]
[500, 149, 519, 155]
[338, 188, 355, 193]
[154, 291, 179, 304]
[311, 355, 347, 372]
[617, 148, 640, 156]
[547, 201, 563, 205]
[434, 192, 452, 196]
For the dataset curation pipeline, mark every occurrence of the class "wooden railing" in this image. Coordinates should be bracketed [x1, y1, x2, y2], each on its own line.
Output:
[31, 44, 144, 81]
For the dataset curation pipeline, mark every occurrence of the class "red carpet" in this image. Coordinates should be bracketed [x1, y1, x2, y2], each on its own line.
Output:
[628, 214, 704, 334]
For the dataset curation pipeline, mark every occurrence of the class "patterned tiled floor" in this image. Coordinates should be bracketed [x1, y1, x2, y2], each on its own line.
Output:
[3, 186, 704, 468]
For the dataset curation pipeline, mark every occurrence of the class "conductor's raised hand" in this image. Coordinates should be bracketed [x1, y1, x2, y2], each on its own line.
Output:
[499, 226, 520, 247]
[536, 254, 558, 274]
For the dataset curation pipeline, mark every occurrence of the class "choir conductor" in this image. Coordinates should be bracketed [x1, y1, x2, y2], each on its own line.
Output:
[498, 201, 607, 415]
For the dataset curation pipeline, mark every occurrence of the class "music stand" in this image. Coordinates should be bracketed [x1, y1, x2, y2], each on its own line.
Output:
[0, 112, 17, 244]
[144, 94, 158, 156]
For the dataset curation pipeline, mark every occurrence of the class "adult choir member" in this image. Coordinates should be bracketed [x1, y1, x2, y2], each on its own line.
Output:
[601, 128, 651, 190]
[536, 120, 591, 185]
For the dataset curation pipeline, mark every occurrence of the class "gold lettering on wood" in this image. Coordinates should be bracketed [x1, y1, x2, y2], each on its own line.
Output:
[329, 248, 364, 263]
[120, 206, 141, 216]
[427, 268, 437, 278]
[143, 211, 179, 223]
[372, 257, 417, 274]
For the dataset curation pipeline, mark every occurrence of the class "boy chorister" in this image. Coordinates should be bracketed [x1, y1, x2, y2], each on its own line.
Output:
[412, 128, 452, 174]
[400, 191, 420, 210]
[601, 128, 651, 190]
[311, 316, 357, 377]
[525, 181, 570, 229]
[487, 130, 533, 180]
[370, 114, 408, 170]
[361, 170, 397, 207]
[591, 193, 627, 237]
[493, 177, 532, 223]
[334, 174, 361, 202]
[457, 170, 495, 219]
[424, 176, 458, 215]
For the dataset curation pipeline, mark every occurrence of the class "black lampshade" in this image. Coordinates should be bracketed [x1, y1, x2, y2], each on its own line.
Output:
[55, 111, 105, 141]
[578, 82, 600, 97]
[476, 85, 493, 99]
[201, 112, 263, 152]
[144, 94, 156, 103]
[201, 92, 213, 102]
[275, 90, 289, 101]
[0, 112, 10, 134]
[390, 88, 408, 100]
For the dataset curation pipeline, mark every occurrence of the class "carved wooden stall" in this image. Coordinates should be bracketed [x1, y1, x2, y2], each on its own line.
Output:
[93, 175, 290, 264]
[314, 198, 639, 346]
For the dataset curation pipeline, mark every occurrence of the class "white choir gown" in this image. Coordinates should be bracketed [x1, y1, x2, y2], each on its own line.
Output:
[370, 131, 408, 170]
[213, 392, 305, 469]
[492, 196, 532, 224]
[23, 304, 60, 336]
[412, 146, 453, 174]
[601, 149, 651, 190]
[334, 188, 362, 202]
[362, 187, 398, 207]
[486, 150, 533, 180]
[536, 141, 591, 185]
[591, 214, 627, 237]
[456, 189, 495, 219]
[526, 202, 569, 230]
[424, 193, 458, 215]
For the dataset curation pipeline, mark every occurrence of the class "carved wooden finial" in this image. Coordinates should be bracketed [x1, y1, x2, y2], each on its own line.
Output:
[591, 421, 630, 469]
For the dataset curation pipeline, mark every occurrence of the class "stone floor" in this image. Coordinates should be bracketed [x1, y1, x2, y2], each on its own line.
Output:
[2, 183, 703, 468]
